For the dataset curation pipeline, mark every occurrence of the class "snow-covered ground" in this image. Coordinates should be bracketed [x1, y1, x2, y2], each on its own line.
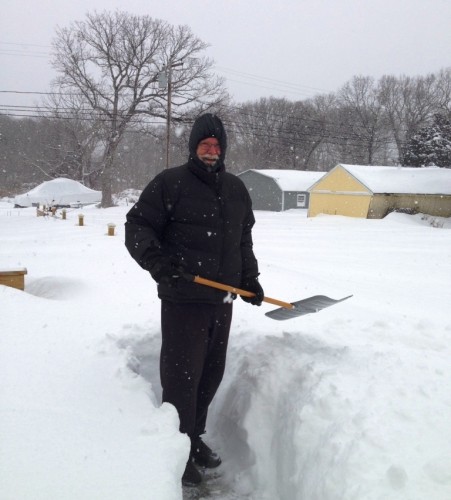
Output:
[1, 202, 450, 500]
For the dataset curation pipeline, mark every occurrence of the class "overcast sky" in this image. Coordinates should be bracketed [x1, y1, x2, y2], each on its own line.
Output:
[1, 0, 450, 111]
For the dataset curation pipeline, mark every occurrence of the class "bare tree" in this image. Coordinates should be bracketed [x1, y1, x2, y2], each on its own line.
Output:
[377, 75, 406, 162]
[38, 92, 107, 187]
[231, 98, 285, 169]
[281, 95, 335, 170]
[16, 116, 83, 185]
[51, 10, 227, 206]
[231, 97, 327, 170]
[338, 76, 388, 165]
[434, 67, 451, 117]
[379, 73, 443, 163]
[403, 74, 442, 139]
[0, 115, 49, 191]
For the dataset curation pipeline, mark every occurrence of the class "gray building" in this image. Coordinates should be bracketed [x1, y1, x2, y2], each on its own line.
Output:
[238, 169, 326, 211]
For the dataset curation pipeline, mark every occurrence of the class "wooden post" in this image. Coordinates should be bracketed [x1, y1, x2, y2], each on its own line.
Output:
[107, 223, 116, 236]
[78, 214, 84, 226]
[62, 209, 67, 220]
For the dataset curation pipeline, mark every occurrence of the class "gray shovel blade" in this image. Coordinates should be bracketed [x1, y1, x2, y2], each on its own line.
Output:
[265, 295, 353, 321]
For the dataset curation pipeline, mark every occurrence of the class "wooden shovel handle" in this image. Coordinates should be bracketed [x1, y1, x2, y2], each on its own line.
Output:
[192, 275, 293, 310]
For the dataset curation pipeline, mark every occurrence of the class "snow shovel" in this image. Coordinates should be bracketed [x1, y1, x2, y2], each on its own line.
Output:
[189, 275, 352, 321]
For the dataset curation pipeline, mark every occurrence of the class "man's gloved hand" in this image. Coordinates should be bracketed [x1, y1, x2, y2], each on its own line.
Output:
[149, 256, 186, 287]
[240, 276, 264, 306]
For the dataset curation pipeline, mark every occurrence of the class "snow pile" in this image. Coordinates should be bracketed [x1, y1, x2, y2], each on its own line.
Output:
[14, 178, 101, 207]
[1, 204, 450, 500]
[242, 170, 326, 192]
[339, 164, 451, 195]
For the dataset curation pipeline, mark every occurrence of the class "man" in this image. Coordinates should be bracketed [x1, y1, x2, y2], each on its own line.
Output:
[124, 113, 264, 487]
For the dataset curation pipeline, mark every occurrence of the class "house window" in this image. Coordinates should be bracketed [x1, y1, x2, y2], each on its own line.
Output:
[297, 194, 307, 207]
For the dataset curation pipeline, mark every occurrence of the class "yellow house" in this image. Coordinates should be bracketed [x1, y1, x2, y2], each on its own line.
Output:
[308, 164, 451, 219]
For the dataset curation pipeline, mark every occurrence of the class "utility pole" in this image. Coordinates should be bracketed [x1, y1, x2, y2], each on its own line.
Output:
[161, 60, 183, 169]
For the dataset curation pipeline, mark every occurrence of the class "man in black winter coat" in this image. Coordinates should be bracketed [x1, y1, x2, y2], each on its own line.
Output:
[124, 113, 264, 487]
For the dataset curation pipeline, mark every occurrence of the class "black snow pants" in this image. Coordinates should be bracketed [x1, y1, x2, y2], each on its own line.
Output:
[160, 300, 233, 440]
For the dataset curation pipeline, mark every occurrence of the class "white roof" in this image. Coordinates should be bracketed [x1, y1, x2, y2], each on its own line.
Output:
[14, 178, 102, 207]
[244, 169, 326, 191]
[338, 164, 451, 195]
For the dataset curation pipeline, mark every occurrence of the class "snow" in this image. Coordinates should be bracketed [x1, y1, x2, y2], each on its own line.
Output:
[1, 202, 451, 500]
[338, 164, 451, 195]
[242, 169, 326, 192]
[14, 178, 102, 207]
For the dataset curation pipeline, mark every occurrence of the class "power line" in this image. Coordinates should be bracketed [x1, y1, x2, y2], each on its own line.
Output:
[0, 90, 75, 96]
[0, 41, 51, 48]
[0, 90, 404, 134]
[0, 99, 387, 137]
[0, 41, 332, 100]
[214, 65, 331, 96]
[0, 89, 415, 148]
[219, 75, 321, 99]
[0, 107, 400, 150]
[0, 50, 49, 58]
[0, 89, 382, 131]
[0, 42, 52, 60]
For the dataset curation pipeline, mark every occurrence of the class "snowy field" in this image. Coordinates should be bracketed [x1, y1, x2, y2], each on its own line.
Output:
[1, 202, 451, 500]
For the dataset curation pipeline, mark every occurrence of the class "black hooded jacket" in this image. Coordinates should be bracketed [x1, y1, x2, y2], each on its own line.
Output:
[125, 114, 259, 304]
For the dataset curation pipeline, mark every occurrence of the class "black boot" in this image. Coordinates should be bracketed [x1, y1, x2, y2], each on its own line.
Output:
[182, 458, 202, 487]
[192, 438, 222, 468]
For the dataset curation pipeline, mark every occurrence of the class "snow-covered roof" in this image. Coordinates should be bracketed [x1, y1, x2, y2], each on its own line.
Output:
[14, 178, 102, 207]
[243, 169, 326, 191]
[338, 164, 451, 195]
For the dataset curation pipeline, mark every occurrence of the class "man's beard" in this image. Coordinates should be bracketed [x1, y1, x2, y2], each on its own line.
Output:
[199, 154, 220, 165]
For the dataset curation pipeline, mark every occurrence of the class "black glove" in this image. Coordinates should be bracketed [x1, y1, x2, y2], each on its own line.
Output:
[240, 276, 264, 306]
[149, 256, 186, 287]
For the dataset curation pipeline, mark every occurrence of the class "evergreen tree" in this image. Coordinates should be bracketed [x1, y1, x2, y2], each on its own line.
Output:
[403, 114, 451, 167]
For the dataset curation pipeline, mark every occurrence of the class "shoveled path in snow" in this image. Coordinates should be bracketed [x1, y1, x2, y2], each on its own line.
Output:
[182, 469, 246, 500]
[119, 303, 451, 500]
[117, 328, 251, 500]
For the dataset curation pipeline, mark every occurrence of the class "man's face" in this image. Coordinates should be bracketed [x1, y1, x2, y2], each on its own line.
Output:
[196, 138, 221, 166]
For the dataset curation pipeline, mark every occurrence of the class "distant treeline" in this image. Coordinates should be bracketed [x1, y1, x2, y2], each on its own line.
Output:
[1, 68, 450, 195]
